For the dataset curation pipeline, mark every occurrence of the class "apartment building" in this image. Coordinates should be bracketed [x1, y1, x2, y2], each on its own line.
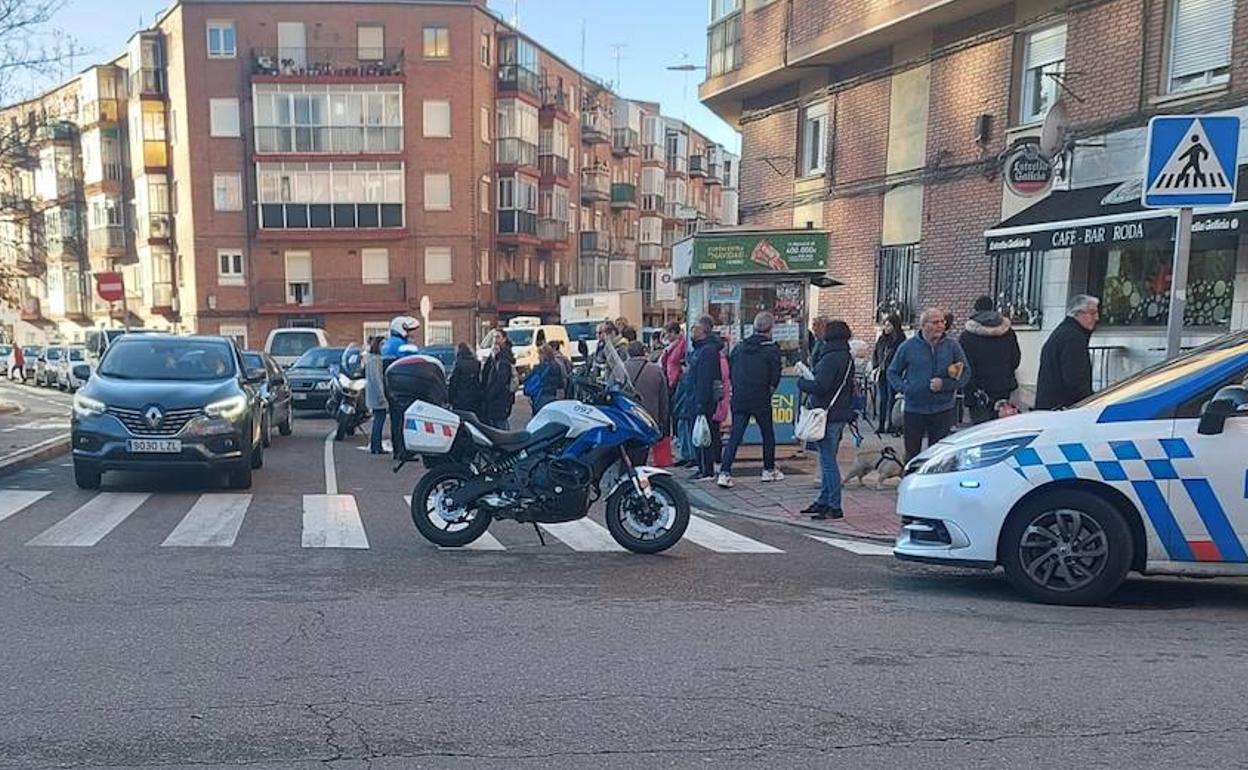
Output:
[699, 0, 1248, 394]
[0, 0, 738, 350]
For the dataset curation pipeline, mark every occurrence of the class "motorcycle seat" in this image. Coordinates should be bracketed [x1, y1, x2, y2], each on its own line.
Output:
[454, 411, 568, 451]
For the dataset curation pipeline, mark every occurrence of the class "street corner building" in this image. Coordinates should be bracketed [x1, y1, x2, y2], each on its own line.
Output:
[0, 0, 740, 351]
[698, 0, 1248, 403]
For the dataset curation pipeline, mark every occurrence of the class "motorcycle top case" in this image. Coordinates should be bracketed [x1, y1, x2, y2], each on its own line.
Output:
[403, 400, 460, 454]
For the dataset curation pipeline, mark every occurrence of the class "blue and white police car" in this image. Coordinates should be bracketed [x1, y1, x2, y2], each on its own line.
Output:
[894, 331, 1248, 605]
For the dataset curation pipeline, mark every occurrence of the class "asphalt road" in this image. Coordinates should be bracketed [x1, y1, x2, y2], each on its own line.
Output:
[0, 379, 73, 462]
[2, 413, 1248, 769]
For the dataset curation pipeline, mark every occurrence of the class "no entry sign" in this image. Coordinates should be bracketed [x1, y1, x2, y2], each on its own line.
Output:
[95, 272, 125, 302]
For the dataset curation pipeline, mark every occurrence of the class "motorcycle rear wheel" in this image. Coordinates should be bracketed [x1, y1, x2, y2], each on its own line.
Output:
[410, 464, 493, 548]
[605, 474, 690, 554]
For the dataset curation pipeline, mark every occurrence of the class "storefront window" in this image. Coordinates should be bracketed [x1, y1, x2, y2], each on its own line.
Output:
[704, 280, 808, 366]
[992, 251, 1044, 326]
[1086, 243, 1236, 328]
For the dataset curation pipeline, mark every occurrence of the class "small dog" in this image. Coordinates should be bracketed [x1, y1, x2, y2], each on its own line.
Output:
[842, 434, 906, 491]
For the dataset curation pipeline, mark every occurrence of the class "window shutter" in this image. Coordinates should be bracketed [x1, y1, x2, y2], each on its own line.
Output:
[285, 251, 312, 283]
[423, 100, 451, 138]
[1170, 0, 1234, 81]
[425, 246, 452, 283]
[361, 248, 389, 284]
[1025, 25, 1066, 68]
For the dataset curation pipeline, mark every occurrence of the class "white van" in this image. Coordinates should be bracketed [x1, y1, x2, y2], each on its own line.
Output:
[477, 317, 571, 376]
[266, 328, 330, 368]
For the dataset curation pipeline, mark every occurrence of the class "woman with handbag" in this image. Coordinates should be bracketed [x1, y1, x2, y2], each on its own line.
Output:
[796, 320, 855, 520]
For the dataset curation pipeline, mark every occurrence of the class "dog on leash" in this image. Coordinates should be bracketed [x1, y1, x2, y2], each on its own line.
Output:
[842, 434, 906, 491]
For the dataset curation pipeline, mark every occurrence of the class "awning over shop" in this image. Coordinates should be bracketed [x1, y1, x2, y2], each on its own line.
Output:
[984, 166, 1247, 255]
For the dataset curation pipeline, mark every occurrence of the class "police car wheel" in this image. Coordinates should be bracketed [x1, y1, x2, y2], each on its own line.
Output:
[1000, 490, 1132, 606]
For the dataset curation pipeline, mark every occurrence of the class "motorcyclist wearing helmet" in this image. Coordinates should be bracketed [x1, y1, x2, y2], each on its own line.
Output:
[382, 315, 421, 361]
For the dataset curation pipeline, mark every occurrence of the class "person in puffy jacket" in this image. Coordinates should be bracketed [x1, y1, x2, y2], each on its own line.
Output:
[448, 343, 481, 415]
[679, 316, 724, 481]
[960, 296, 1021, 422]
[717, 312, 783, 488]
[479, 334, 517, 429]
[797, 321, 855, 519]
[887, 307, 972, 462]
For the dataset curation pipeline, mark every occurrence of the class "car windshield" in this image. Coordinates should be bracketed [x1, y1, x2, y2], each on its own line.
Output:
[68, 348, 85, 361]
[24, 346, 42, 356]
[292, 347, 345, 370]
[1079, 332, 1248, 409]
[46, 348, 63, 361]
[564, 322, 597, 342]
[271, 332, 322, 357]
[99, 339, 237, 381]
[506, 329, 535, 347]
[477, 330, 498, 350]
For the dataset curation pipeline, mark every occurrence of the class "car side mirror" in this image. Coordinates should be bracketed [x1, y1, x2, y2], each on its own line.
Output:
[1198, 388, 1248, 435]
[73, 364, 91, 381]
[245, 366, 267, 385]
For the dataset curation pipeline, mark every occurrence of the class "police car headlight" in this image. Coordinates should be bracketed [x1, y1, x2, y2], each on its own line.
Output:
[919, 435, 1037, 475]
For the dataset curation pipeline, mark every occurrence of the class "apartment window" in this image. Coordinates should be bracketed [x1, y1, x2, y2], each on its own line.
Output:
[480, 176, 491, 213]
[218, 249, 245, 285]
[257, 161, 405, 229]
[423, 100, 451, 138]
[219, 325, 248, 349]
[213, 173, 242, 211]
[480, 31, 492, 67]
[254, 84, 403, 154]
[497, 174, 537, 235]
[991, 251, 1045, 327]
[357, 24, 385, 61]
[800, 103, 828, 177]
[479, 249, 491, 284]
[480, 105, 490, 143]
[1167, 0, 1234, 92]
[426, 321, 454, 345]
[359, 248, 390, 284]
[363, 322, 390, 343]
[209, 98, 240, 137]
[207, 21, 236, 59]
[707, 7, 742, 77]
[1019, 24, 1066, 124]
[425, 246, 453, 283]
[424, 173, 452, 211]
[285, 250, 313, 305]
[711, 0, 742, 18]
[423, 25, 450, 59]
[875, 244, 921, 326]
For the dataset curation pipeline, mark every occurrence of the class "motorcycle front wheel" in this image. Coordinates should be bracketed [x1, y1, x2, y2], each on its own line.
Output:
[410, 464, 493, 548]
[605, 474, 690, 554]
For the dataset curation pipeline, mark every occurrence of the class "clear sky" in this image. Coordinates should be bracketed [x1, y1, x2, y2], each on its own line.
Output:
[31, 0, 739, 152]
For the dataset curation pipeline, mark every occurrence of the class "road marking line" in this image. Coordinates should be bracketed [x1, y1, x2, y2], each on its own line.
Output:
[405, 496, 506, 550]
[162, 494, 251, 547]
[0, 490, 50, 523]
[323, 430, 338, 495]
[539, 518, 625, 552]
[26, 493, 150, 547]
[0, 432, 71, 470]
[808, 535, 895, 557]
[303, 494, 369, 549]
[683, 515, 784, 553]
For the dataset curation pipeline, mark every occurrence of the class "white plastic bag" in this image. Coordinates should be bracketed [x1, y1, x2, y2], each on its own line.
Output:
[692, 415, 712, 448]
[794, 407, 827, 443]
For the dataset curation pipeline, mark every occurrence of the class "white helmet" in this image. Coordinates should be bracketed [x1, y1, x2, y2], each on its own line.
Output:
[389, 315, 420, 338]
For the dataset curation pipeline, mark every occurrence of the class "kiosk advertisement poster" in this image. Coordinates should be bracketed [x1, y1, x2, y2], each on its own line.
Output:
[692, 233, 828, 276]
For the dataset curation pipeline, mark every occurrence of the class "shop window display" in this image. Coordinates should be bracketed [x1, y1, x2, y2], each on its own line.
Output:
[1087, 244, 1236, 328]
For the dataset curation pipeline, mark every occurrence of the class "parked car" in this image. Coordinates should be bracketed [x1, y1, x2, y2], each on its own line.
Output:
[0, 344, 11, 377]
[36, 345, 64, 387]
[420, 344, 458, 372]
[266, 328, 330, 369]
[70, 335, 267, 490]
[21, 346, 42, 381]
[285, 346, 345, 413]
[57, 346, 89, 392]
[242, 350, 293, 446]
[84, 328, 157, 366]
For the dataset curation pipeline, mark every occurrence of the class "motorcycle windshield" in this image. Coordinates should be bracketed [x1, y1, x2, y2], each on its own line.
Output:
[340, 344, 365, 379]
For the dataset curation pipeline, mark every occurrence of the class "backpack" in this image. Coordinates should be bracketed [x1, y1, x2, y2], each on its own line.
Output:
[522, 365, 545, 400]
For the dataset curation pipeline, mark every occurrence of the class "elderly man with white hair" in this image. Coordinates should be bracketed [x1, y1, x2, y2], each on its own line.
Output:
[1035, 294, 1099, 410]
[887, 307, 972, 462]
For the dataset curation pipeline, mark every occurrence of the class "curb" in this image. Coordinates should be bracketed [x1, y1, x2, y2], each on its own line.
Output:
[679, 480, 897, 545]
[0, 433, 71, 477]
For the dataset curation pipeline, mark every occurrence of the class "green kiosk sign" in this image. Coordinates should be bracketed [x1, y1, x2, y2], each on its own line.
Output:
[692, 232, 828, 276]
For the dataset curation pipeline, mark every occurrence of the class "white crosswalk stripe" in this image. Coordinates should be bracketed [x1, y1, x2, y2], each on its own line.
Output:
[405, 496, 506, 550]
[0, 489, 49, 524]
[26, 493, 150, 547]
[808, 535, 895, 557]
[539, 518, 626, 552]
[684, 513, 784, 553]
[162, 494, 251, 547]
[302, 494, 369, 549]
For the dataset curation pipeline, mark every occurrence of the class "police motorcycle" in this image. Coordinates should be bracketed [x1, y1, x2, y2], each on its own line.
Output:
[401, 373, 690, 554]
[330, 344, 370, 442]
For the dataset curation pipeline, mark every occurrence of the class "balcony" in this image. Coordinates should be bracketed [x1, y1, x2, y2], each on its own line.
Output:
[537, 218, 569, 247]
[256, 278, 408, 312]
[88, 225, 127, 255]
[638, 244, 663, 263]
[148, 213, 173, 243]
[497, 210, 538, 240]
[540, 85, 571, 114]
[612, 235, 637, 257]
[0, 193, 32, 212]
[143, 140, 168, 169]
[497, 280, 555, 308]
[20, 295, 43, 322]
[689, 154, 707, 178]
[642, 143, 664, 165]
[255, 126, 403, 155]
[496, 137, 538, 168]
[151, 281, 176, 314]
[133, 67, 166, 97]
[80, 99, 121, 126]
[610, 183, 637, 210]
[251, 48, 404, 79]
[580, 167, 609, 203]
[640, 193, 665, 215]
[705, 161, 723, 185]
[61, 284, 87, 320]
[35, 121, 76, 145]
[612, 128, 639, 157]
[498, 65, 541, 98]
[666, 154, 688, 177]
[581, 109, 610, 145]
[538, 154, 570, 181]
[579, 230, 609, 258]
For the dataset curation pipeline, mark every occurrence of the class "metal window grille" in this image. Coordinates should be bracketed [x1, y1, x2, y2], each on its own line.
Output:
[875, 244, 920, 326]
[991, 250, 1044, 326]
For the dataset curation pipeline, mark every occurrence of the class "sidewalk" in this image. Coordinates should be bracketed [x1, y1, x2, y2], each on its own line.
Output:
[677, 443, 900, 543]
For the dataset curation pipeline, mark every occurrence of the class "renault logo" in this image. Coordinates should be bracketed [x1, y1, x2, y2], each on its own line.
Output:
[144, 406, 164, 429]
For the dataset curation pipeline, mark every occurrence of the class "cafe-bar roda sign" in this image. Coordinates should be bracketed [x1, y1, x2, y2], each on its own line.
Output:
[1005, 142, 1054, 197]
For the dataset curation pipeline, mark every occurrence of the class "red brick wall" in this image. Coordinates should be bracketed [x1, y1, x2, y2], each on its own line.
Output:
[1063, 0, 1146, 128]
[738, 104, 797, 228]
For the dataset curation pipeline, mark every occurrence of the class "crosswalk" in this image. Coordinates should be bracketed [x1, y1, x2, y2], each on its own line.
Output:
[0, 488, 895, 557]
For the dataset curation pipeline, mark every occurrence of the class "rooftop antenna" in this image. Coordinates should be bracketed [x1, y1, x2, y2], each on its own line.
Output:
[580, 19, 586, 72]
[609, 44, 627, 93]
[511, 0, 519, 27]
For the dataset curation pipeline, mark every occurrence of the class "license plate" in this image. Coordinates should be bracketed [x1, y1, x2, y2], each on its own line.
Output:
[293, 393, 308, 401]
[127, 439, 182, 454]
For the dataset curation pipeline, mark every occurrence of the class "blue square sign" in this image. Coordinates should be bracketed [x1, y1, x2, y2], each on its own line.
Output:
[1142, 115, 1240, 208]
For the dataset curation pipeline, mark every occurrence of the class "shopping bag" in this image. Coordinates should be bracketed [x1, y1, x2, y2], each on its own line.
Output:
[794, 406, 827, 443]
[692, 415, 712, 448]
[651, 436, 674, 467]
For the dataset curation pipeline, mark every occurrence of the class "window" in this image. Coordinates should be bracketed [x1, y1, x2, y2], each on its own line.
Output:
[480, 31, 492, 67]
[213, 173, 242, 211]
[218, 249, 245, 286]
[358, 24, 384, 61]
[991, 251, 1045, 326]
[423, 100, 451, 137]
[1019, 24, 1065, 124]
[363, 322, 389, 344]
[711, 0, 742, 19]
[800, 103, 828, 177]
[424, 173, 451, 210]
[480, 105, 490, 143]
[219, 324, 248, 349]
[207, 21, 236, 59]
[257, 160, 405, 229]
[1085, 242, 1235, 327]
[1167, 0, 1234, 92]
[707, 9, 742, 77]
[480, 176, 491, 213]
[876, 244, 921, 326]
[426, 321, 454, 345]
[423, 25, 450, 59]
[480, 249, 491, 284]
[285, 250, 313, 305]
[209, 98, 240, 137]
[253, 84, 403, 154]
[361, 248, 389, 284]
[425, 246, 453, 283]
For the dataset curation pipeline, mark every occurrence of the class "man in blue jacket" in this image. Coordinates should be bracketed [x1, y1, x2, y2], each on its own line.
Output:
[887, 308, 972, 462]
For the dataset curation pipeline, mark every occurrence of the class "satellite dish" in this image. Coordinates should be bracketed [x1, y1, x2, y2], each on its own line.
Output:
[1039, 100, 1069, 159]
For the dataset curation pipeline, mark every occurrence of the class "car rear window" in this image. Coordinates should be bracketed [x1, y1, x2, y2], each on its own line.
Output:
[292, 348, 345, 369]
[46, 348, 63, 361]
[100, 339, 237, 381]
[270, 332, 322, 357]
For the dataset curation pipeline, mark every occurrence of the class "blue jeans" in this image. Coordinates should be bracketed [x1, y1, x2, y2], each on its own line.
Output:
[677, 418, 693, 462]
[817, 421, 846, 510]
[370, 408, 388, 453]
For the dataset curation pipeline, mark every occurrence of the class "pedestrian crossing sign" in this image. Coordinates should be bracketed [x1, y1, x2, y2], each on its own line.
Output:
[1143, 115, 1240, 208]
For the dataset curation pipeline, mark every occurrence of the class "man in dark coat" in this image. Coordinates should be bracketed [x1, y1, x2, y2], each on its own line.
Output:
[960, 296, 1022, 422]
[479, 335, 517, 429]
[680, 316, 723, 481]
[718, 312, 784, 487]
[1035, 294, 1099, 410]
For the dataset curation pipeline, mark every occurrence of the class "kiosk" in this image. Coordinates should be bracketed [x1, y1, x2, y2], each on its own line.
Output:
[673, 228, 836, 443]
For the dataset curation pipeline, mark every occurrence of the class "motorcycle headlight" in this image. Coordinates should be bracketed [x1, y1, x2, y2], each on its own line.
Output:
[204, 395, 248, 421]
[918, 435, 1038, 475]
[72, 393, 106, 418]
[315, 380, 332, 391]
